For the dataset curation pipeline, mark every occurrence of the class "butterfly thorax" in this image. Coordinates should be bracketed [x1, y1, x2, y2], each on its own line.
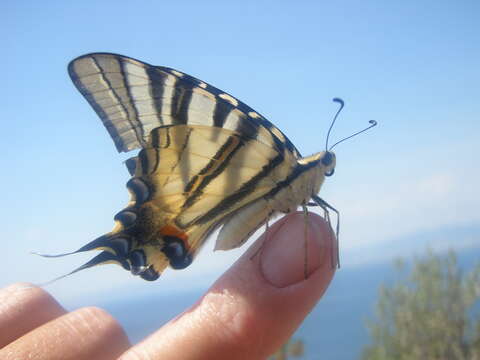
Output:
[265, 151, 336, 213]
[298, 150, 336, 179]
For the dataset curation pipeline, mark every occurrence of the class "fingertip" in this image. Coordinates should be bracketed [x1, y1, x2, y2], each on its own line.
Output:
[68, 306, 131, 349]
[1, 306, 130, 360]
[259, 212, 336, 287]
[0, 282, 66, 348]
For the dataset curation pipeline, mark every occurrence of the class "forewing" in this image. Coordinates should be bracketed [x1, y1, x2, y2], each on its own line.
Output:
[68, 53, 300, 157]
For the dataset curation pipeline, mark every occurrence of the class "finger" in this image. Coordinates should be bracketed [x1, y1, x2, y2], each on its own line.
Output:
[0, 283, 66, 348]
[120, 212, 336, 360]
[0, 307, 131, 360]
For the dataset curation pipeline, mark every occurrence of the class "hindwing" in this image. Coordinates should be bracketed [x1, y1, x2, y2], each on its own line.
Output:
[134, 124, 297, 255]
[50, 122, 298, 280]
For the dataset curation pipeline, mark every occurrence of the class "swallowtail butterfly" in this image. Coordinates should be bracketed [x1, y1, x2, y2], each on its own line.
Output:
[40, 53, 376, 281]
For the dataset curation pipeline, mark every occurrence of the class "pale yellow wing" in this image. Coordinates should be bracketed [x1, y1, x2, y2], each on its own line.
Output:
[215, 198, 271, 251]
[68, 53, 301, 158]
[132, 124, 297, 260]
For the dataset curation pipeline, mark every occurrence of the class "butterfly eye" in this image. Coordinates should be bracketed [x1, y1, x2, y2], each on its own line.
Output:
[321, 152, 334, 166]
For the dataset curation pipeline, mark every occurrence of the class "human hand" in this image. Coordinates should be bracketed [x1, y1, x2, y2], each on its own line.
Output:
[0, 212, 336, 360]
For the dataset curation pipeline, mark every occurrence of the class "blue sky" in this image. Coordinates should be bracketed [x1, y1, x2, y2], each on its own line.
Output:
[2, 1, 479, 303]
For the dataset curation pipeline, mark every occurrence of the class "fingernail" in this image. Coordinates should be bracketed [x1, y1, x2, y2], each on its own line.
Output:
[260, 213, 332, 288]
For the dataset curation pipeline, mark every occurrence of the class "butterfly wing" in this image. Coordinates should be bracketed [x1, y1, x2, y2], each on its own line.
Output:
[214, 198, 272, 251]
[68, 52, 301, 158]
[57, 53, 305, 280]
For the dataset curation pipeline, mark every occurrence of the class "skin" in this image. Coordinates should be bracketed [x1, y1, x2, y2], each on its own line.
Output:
[0, 212, 336, 360]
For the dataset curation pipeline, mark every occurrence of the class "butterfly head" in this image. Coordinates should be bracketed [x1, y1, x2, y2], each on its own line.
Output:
[320, 151, 336, 177]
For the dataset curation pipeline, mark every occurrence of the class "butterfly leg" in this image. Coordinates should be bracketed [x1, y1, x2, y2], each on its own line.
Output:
[250, 217, 270, 260]
[302, 204, 309, 279]
[309, 195, 340, 268]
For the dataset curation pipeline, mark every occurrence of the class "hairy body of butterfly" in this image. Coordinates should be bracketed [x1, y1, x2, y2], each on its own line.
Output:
[46, 53, 340, 281]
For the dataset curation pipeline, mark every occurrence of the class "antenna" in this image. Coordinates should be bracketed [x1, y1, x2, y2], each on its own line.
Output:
[325, 98, 344, 150]
[329, 120, 377, 150]
[325, 98, 378, 151]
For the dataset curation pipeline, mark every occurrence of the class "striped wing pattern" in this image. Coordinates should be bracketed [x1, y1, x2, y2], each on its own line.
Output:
[68, 53, 301, 158]
[56, 53, 316, 281]
[124, 124, 298, 277]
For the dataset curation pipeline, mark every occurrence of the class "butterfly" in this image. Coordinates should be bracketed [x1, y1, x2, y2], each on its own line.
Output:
[39, 53, 376, 281]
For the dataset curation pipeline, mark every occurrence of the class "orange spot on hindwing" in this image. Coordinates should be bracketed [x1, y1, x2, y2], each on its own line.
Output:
[159, 225, 193, 269]
[160, 225, 188, 243]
